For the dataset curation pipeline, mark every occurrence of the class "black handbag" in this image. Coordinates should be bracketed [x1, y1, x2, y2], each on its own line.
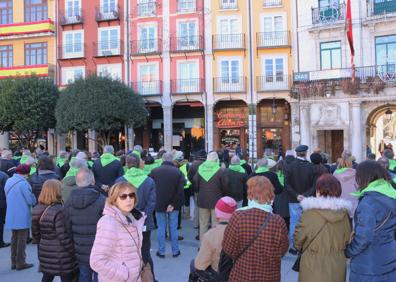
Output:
[218, 214, 272, 280]
[188, 267, 224, 282]
[292, 222, 328, 272]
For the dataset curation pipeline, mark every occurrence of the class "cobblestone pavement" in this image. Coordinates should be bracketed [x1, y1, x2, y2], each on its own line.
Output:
[0, 218, 302, 282]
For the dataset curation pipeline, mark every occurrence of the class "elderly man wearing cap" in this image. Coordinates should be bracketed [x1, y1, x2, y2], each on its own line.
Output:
[284, 145, 314, 255]
[221, 156, 248, 208]
[192, 196, 237, 275]
[5, 164, 36, 270]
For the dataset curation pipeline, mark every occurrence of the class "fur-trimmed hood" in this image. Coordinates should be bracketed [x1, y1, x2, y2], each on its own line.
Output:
[301, 197, 352, 223]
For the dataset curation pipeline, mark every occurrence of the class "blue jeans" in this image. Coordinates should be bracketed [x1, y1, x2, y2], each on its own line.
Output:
[156, 211, 180, 255]
[79, 264, 98, 282]
[288, 203, 302, 249]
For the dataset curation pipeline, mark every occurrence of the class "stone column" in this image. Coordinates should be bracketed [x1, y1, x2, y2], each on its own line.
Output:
[290, 101, 301, 149]
[163, 105, 173, 152]
[351, 102, 363, 162]
[0, 132, 9, 149]
[127, 127, 134, 151]
[71, 131, 78, 150]
[47, 129, 55, 155]
[206, 104, 214, 152]
[56, 134, 66, 153]
[248, 104, 257, 160]
[300, 104, 311, 148]
[88, 130, 97, 153]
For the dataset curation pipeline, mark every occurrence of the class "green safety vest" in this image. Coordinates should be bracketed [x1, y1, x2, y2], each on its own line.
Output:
[180, 163, 191, 189]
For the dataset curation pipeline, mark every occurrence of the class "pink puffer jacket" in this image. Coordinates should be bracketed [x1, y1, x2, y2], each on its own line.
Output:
[90, 203, 146, 282]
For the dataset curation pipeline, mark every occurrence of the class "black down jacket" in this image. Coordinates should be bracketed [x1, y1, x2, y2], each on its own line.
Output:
[64, 186, 105, 265]
[29, 171, 61, 201]
[32, 203, 77, 275]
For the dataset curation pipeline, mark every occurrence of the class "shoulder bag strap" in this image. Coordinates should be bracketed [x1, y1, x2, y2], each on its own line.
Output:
[301, 221, 328, 253]
[39, 205, 53, 224]
[374, 211, 392, 232]
[234, 213, 272, 262]
[5, 180, 24, 196]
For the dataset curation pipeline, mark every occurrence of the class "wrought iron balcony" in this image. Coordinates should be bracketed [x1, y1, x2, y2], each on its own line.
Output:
[257, 31, 290, 48]
[60, 10, 83, 25]
[137, 1, 157, 17]
[170, 35, 204, 52]
[133, 81, 162, 96]
[369, 0, 396, 16]
[213, 34, 245, 50]
[257, 75, 290, 92]
[59, 43, 85, 59]
[312, 3, 345, 25]
[263, 0, 282, 7]
[131, 39, 162, 55]
[94, 40, 123, 57]
[96, 5, 120, 21]
[220, 1, 238, 9]
[177, 0, 196, 13]
[171, 78, 204, 94]
[214, 77, 247, 93]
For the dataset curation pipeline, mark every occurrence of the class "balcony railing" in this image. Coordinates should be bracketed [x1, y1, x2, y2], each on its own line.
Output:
[263, 0, 282, 7]
[293, 64, 396, 82]
[220, 1, 238, 9]
[214, 76, 247, 93]
[60, 10, 83, 25]
[171, 78, 204, 94]
[257, 31, 290, 48]
[312, 3, 345, 25]
[213, 34, 245, 50]
[257, 75, 290, 91]
[96, 5, 120, 21]
[0, 19, 55, 37]
[177, 0, 196, 13]
[0, 64, 54, 79]
[131, 39, 162, 55]
[94, 40, 123, 57]
[59, 43, 85, 59]
[133, 81, 162, 96]
[137, 1, 157, 17]
[369, 0, 396, 16]
[170, 35, 204, 52]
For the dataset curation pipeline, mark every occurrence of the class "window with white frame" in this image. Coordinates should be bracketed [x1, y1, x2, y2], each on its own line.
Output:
[62, 66, 85, 85]
[97, 64, 122, 81]
[177, 61, 199, 93]
[177, 21, 198, 50]
[217, 17, 241, 48]
[98, 27, 120, 56]
[63, 30, 84, 58]
[220, 0, 237, 9]
[137, 0, 156, 17]
[219, 58, 243, 92]
[178, 0, 196, 13]
[100, 0, 117, 14]
[65, 0, 81, 18]
[138, 24, 157, 53]
[262, 56, 287, 90]
[138, 63, 159, 95]
[261, 15, 285, 47]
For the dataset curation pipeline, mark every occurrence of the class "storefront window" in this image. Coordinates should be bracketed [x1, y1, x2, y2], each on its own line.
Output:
[261, 128, 282, 159]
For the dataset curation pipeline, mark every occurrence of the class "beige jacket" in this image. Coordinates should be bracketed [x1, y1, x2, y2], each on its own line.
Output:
[195, 223, 227, 271]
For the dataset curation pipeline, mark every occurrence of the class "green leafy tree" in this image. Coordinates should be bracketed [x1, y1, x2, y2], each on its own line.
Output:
[56, 75, 147, 147]
[0, 76, 59, 150]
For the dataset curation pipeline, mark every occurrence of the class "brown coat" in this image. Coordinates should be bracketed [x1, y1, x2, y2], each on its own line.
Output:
[194, 168, 225, 209]
[194, 222, 227, 271]
[294, 197, 352, 282]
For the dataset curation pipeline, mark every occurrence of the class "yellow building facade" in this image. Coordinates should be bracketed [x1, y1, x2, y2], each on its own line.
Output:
[0, 0, 55, 79]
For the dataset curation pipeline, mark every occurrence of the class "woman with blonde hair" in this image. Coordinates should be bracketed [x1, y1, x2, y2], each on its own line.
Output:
[32, 179, 77, 282]
[221, 176, 289, 282]
[90, 182, 146, 282]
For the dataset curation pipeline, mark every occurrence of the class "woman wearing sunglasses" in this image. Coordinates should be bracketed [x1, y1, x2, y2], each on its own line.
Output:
[90, 182, 146, 282]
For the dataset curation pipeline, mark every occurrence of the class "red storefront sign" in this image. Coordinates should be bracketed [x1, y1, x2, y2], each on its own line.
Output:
[216, 112, 246, 128]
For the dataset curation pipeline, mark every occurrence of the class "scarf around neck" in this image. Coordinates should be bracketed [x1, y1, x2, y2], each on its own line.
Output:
[229, 164, 245, 174]
[100, 153, 118, 167]
[352, 179, 396, 199]
[56, 157, 66, 167]
[334, 168, 349, 174]
[198, 160, 220, 182]
[255, 166, 269, 174]
[238, 200, 273, 213]
[65, 167, 79, 178]
[124, 167, 148, 188]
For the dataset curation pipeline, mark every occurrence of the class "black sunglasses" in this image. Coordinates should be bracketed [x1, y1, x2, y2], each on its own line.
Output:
[119, 193, 135, 200]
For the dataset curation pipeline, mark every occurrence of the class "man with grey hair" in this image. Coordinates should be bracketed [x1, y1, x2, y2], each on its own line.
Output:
[150, 152, 185, 258]
[250, 158, 282, 195]
[221, 156, 247, 208]
[61, 158, 88, 201]
[64, 168, 105, 282]
[0, 149, 16, 177]
[92, 145, 124, 190]
[194, 151, 225, 239]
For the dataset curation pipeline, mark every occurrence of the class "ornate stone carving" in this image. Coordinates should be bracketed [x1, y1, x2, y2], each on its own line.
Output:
[316, 104, 343, 126]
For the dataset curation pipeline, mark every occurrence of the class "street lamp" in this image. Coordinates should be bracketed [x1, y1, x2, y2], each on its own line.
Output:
[385, 108, 393, 121]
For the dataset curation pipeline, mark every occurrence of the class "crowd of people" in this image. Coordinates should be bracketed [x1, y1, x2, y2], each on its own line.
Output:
[0, 144, 395, 282]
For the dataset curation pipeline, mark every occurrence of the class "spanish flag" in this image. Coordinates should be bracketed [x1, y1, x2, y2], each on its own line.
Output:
[345, 0, 355, 81]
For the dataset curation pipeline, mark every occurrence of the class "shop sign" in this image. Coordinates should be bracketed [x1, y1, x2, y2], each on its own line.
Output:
[216, 112, 246, 128]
